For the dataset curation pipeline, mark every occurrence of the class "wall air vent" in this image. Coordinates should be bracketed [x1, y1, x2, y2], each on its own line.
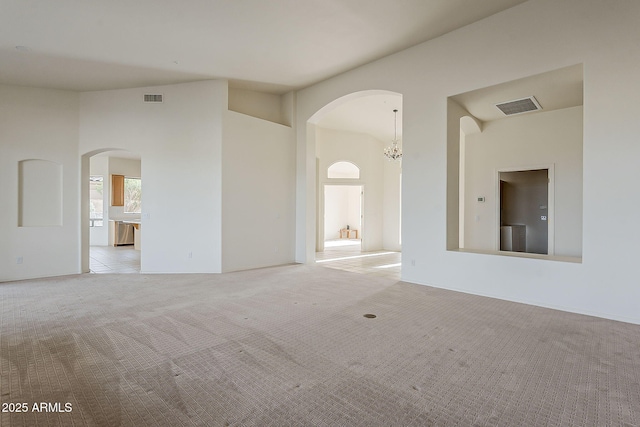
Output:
[495, 96, 541, 116]
[143, 94, 163, 103]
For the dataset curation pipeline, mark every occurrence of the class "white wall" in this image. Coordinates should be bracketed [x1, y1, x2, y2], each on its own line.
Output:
[228, 88, 290, 126]
[324, 185, 361, 241]
[463, 106, 583, 257]
[80, 80, 226, 273]
[0, 85, 80, 281]
[89, 156, 109, 246]
[345, 186, 361, 236]
[295, 0, 640, 324]
[221, 110, 295, 272]
[383, 159, 402, 250]
[82, 84, 296, 274]
[324, 186, 349, 241]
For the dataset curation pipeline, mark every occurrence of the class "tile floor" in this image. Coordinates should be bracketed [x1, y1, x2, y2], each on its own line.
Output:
[90, 240, 401, 280]
[90, 245, 140, 274]
[315, 239, 401, 280]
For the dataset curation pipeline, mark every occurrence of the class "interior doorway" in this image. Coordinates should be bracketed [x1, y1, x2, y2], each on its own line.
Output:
[323, 184, 362, 248]
[498, 168, 550, 255]
[317, 183, 400, 279]
[82, 149, 142, 273]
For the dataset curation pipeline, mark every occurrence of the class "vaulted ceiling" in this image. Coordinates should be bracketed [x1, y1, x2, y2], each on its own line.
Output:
[1, 0, 527, 93]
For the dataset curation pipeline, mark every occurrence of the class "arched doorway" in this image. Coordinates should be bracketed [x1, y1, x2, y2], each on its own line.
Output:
[320, 161, 362, 253]
[307, 90, 403, 279]
[81, 148, 142, 273]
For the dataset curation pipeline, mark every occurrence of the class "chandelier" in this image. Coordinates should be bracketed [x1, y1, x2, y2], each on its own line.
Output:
[383, 109, 402, 161]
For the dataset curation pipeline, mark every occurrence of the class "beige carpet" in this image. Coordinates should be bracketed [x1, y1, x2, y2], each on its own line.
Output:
[1, 265, 639, 426]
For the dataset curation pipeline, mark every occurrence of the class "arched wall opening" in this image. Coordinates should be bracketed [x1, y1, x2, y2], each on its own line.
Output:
[449, 64, 583, 261]
[305, 90, 403, 260]
[80, 148, 142, 273]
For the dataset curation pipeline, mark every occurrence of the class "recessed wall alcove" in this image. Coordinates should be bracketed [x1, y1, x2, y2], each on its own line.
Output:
[18, 159, 63, 227]
[448, 64, 584, 261]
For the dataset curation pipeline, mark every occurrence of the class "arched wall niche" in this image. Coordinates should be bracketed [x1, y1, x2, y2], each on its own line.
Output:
[18, 159, 63, 227]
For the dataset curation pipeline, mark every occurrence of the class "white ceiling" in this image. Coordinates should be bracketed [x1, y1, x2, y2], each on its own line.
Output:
[316, 93, 403, 144]
[451, 64, 584, 123]
[0, 0, 527, 93]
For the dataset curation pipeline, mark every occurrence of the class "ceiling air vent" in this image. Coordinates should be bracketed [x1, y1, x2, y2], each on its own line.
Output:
[495, 96, 541, 116]
[143, 94, 163, 103]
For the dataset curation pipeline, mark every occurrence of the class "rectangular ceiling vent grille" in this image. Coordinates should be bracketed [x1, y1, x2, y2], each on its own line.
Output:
[143, 94, 163, 103]
[495, 96, 541, 116]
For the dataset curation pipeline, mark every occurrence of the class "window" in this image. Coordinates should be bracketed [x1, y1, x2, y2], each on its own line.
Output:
[328, 161, 360, 179]
[89, 176, 104, 227]
[124, 177, 141, 213]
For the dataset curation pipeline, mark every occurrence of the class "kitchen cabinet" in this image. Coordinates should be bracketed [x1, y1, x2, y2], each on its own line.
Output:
[112, 174, 124, 206]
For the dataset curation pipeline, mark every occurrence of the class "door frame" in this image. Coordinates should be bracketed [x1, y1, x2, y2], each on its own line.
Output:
[495, 164, 554, 255]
